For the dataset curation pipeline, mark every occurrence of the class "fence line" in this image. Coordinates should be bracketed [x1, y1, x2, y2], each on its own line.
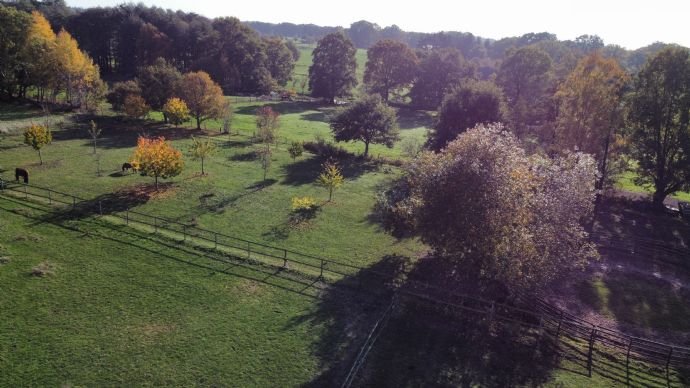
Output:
[1, 181, 688, 384]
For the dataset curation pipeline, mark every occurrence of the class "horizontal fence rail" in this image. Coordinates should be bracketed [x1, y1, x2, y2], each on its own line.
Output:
[1, 181, 689, 384]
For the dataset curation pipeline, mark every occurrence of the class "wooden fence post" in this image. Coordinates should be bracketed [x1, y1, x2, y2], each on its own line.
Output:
[126, 209, 129, 225]
[48, 189, 52, 204]
[182, 225, 186, 242]
[99, 200, 102, 216]
[626, 338, 633, 386]
[214, 233, 218, 249]
[247, 241, 250, 258]
[24, 184, 28, 199]
[587, 327, 597, 377]
[283, 250, 287, 268]
[666, 347, 674, 387]
[319, 260, 325, 279]
[154, 217, 158, 233]
[72, 196, 76, 209]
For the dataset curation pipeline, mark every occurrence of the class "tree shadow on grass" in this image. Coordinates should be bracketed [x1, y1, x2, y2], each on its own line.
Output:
[579, 272, 690, 333]
[51, 115, 204, 149]
[34, 183, 162, 223]
[295, 252, 564, 387]
[282, 154, 381, 186]
[229, 150, 258, 162]
[233, 101, 325, 117]
[395, 107, 434, 130]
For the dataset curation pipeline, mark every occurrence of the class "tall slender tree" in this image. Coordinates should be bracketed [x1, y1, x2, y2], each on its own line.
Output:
[364, 39, 418, 102]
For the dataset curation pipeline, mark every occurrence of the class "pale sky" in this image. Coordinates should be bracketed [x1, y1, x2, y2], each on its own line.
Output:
[66, 0, 689, 50]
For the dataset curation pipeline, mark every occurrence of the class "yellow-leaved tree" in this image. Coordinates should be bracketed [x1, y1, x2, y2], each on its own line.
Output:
[54, 29, 105, 109]
[23, 11, 57, 101]
[130, 136, 184, 189]
[24, 123, 52, 165]
[162, 97, 190, 125]
[317, 160, 344, 201]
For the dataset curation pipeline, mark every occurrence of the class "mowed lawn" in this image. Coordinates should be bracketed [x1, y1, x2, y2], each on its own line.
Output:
[0, 100, 431, 268]
[0, 196, 374, 386]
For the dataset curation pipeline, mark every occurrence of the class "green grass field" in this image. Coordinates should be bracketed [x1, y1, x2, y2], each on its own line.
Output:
[0, 100, 430, 268]
[0, 196, 386, 386]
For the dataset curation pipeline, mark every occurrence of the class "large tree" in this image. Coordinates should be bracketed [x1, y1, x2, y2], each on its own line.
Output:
[0, 5, 31, 100]
[381, 124, 599, 292]
[308, 32, 357, 103]
[136, 57, 182, 119]
[347, 20, 380, 49]
[363, 39, 418, 102]
[628, 47, 690, 206]
[555, 52, 629, 189]
[264, 37, 295, 87]
[409, 48, 473, 110]
[429, 80, 506, 150]
[177, 71, 225, 130]
[330, 94, 399, 157]
[497, 46, 553, 137]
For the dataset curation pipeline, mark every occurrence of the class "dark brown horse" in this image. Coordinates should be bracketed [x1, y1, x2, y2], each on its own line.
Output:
[15, 168, 28, 184]
[122, 162, 133, 173]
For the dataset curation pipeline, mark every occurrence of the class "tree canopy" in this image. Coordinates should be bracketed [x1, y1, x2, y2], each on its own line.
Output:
[364, 39, 418, 102]
[308, 32, 357, 103]
[330, 94, 399, 157]
[429, 80, 506, 150]
[628, 47, 690, 205]
[409, 48, 473, 109]
[381, 124, 599, 292]
[177, 71, 225, 130]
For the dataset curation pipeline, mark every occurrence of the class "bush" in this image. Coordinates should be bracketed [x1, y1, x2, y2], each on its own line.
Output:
[163, 97, 190, 125]
[288, 141, 304, 161]
[290, 196, 319, 224]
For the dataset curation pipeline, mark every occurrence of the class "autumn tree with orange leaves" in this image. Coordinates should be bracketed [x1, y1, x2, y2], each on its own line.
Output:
[130, 136, 184, 188]
[177, 71, 225, 130]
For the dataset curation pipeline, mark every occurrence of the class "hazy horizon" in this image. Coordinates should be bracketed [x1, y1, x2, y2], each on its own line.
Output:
[66, 0, 688, 50]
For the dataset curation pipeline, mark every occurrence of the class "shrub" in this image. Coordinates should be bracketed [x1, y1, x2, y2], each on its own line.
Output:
[163, 97, 190, 125]
[290, 196, 319, 224]
[123, 94, 150, 119]
[288, 141, 304, 161]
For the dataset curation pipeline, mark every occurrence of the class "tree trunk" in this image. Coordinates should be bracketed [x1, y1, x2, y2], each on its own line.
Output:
[364, 141, 370, 157]
[201, 157, 205, 175]
[652, 189, 666, 208]
[196, 113, 201, 130]
[38, 149, 43, 165]
[154, 175, 159, 190]
[596, 131, 612, 191]
[329, 187, 333, 201]
[92, 139, 97, 155]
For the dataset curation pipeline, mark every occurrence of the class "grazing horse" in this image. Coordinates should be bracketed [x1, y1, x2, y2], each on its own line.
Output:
[122, 162, 133, 173]
[15, 168, 29, 184]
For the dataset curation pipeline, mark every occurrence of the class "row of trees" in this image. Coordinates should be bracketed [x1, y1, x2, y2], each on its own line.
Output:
[0, 3, 298, 96]
[108, 61, 228, 130]
[0, 8, 105, 108]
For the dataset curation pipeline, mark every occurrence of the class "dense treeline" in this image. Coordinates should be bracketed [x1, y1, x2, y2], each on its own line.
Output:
[0, 1, 296, 95]
[249, 19, 677, 74]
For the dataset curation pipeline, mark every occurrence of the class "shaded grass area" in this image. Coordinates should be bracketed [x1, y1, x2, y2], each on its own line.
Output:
[576, 273, 690, 332]
[0, 100, 429, 267]
[354, 296, 686, 387]
[616, 169, 690, 203]
[0, 196, 382, 386]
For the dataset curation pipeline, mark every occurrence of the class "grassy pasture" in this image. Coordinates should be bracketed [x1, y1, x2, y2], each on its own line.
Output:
[0, 100, 431, 268]
[0, 196, 387, 386]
